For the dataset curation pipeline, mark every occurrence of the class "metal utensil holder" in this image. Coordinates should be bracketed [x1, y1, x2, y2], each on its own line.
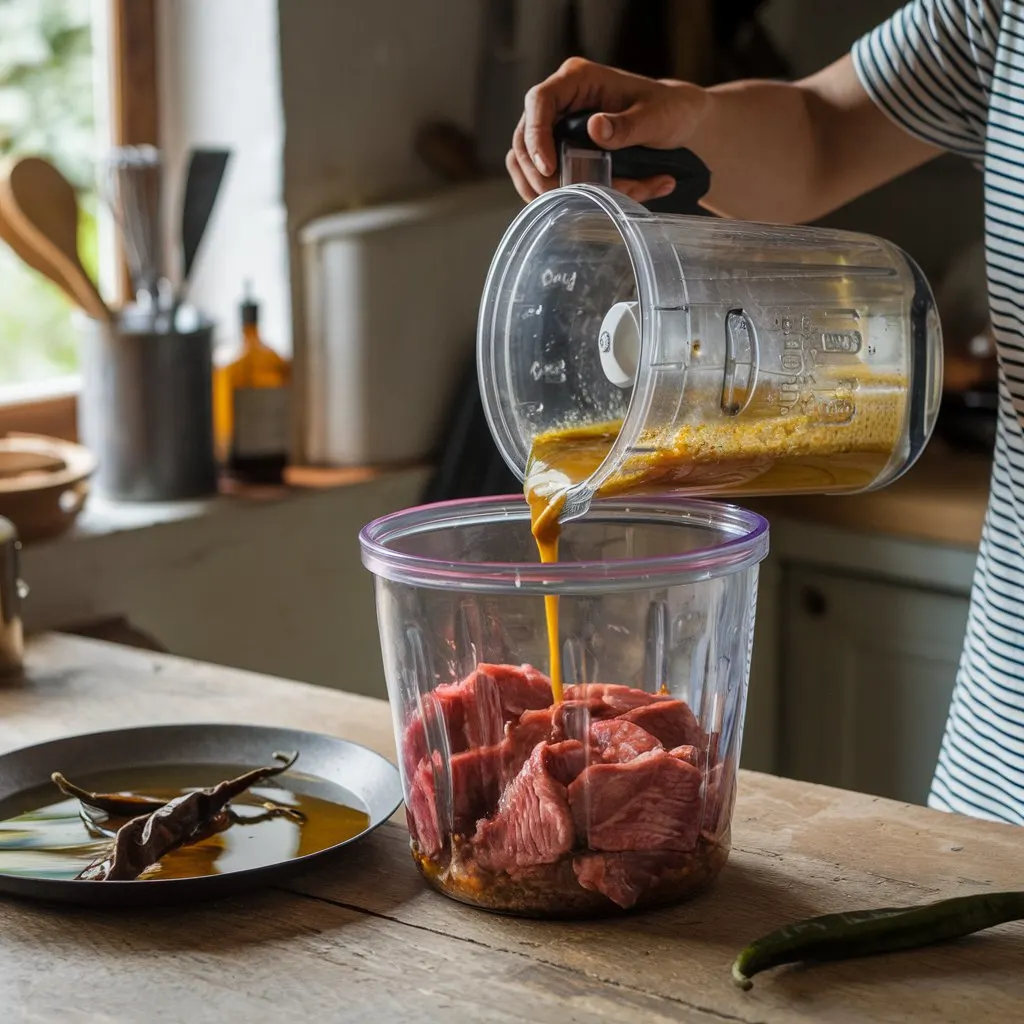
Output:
[77, 312, 218, 501]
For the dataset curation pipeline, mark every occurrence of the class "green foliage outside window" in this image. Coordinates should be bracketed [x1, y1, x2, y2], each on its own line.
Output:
[0, 0, 98, 385]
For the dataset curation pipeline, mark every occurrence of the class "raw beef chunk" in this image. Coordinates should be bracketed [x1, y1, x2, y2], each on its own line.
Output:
[573, 851, 679, 909]
[669, 744, 699, 767]
[563, 683, 670, 713]
[477, 662, 553, 717]
[619, 700, 705, 751]
[472, 743, 579, 873]
[589, 719, 663, 762]
[543, 739, 591, 786]
[505, 699, 614, 772]
[568, 749, 703, 853]
[407, 744, 506, 856]
[403, 664, 553, 780]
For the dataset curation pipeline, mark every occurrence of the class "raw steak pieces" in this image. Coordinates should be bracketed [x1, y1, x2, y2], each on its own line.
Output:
[402, 664, 724, 909]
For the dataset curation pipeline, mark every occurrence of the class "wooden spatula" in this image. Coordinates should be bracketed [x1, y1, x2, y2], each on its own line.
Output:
[0, 200, 81, 309]
[0, 156, 111, 322]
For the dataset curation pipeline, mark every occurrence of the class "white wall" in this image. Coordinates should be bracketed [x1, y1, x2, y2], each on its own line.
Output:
[26, 470, 429, 699]
[276, 0, 488, 419]
[157, 0, 291, 356]
[277, 0, 484, 228]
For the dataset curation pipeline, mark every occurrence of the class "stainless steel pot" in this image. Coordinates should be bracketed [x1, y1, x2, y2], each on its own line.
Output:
[0, 516, 27, 678]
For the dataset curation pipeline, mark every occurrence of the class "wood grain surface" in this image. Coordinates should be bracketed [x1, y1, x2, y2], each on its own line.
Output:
[0, 634, 1020, 1023]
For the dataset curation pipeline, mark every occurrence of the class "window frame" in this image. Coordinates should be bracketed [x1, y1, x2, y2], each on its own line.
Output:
[0, 0, 158, 442]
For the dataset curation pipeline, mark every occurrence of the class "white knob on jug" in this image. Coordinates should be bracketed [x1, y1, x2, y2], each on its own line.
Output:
[598, 301, 641, 389]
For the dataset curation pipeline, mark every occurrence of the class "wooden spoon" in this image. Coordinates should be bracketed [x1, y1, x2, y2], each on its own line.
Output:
[0, 156, 111, 321]
[0, 198, 82, 309]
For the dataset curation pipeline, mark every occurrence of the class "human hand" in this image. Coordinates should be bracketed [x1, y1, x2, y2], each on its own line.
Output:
[507, 57, 710, 203]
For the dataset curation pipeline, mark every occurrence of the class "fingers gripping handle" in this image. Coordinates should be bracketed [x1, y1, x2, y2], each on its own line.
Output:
[553, 110, 711, 200]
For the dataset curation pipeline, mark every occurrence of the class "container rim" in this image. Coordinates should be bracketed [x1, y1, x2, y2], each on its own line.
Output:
[475, 183, 678, 516]
[359, 495, 769, 595]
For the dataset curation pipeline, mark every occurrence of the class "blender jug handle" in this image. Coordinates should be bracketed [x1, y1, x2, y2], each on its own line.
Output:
[554, 111, 711, 200]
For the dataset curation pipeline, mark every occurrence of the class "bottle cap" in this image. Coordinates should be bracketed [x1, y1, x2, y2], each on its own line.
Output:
[241, 278, 258, 327]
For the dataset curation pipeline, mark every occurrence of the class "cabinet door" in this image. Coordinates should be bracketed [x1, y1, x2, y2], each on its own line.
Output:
[780, 566, 969, 806]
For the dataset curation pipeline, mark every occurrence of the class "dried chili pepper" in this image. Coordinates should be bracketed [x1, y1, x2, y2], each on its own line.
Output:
[171, 802, 306, 843]
[75, 751, 300, 881]
[79, 800, 304, 843]
[731, 890, 1024, 990]
[254, 801, 306, 825]
[55, 770, 306, 831]
[51, 772, 168, 817]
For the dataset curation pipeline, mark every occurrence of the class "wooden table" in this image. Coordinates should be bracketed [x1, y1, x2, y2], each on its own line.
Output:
[1, 635, 1021, 1023]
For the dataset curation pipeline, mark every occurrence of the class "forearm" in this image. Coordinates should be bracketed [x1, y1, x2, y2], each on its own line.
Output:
[690, 57, 942, 224]
[510, 54, 942, 215]
[691, 79, 829, 223]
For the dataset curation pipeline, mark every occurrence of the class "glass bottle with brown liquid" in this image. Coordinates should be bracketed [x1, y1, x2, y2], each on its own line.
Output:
[214, 282, 291, 483]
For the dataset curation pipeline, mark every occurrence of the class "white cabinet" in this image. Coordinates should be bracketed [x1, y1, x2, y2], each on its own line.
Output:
[779, 567, 969, 805]
[741, 515, 978, 807]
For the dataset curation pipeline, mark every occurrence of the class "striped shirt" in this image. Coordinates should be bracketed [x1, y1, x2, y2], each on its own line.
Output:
[853, 0, 1024, 825]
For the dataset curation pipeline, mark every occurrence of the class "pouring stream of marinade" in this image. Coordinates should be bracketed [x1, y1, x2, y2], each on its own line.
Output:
[526, 424, 618, 702]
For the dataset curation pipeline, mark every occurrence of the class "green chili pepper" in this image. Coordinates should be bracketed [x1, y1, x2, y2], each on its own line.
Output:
[732, 890, 1024, 990]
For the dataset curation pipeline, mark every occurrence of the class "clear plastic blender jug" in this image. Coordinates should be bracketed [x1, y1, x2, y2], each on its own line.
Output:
[478, 118, 943, 524]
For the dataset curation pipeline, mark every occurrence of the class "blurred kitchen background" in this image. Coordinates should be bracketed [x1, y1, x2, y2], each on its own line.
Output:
[0, 1, 992, 809]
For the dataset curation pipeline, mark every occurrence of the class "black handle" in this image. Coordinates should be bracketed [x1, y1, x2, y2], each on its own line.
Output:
[554, 110, 711, 201]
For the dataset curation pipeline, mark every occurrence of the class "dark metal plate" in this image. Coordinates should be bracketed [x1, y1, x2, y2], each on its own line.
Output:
[0, 723, 403, 907]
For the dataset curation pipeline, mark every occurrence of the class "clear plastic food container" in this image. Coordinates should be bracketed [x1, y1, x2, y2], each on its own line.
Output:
[360, 495, 768, 917]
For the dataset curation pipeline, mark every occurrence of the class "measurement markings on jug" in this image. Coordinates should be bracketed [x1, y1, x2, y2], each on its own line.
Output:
[813, 395, 856, 424]
[821, 330, 863, 353]
[541, 268, 577, 291]
[775, 315, 814, 415]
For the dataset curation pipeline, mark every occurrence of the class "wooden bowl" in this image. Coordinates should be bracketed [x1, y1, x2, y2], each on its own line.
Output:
[0, 433, 96, 543]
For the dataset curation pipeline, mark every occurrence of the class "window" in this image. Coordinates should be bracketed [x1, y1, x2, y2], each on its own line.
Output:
[0, 0, 156, 438]
[0, 0, 100, 387]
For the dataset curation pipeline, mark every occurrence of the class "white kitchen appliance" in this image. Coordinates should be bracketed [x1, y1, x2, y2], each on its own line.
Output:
[299, 178, 521, 466]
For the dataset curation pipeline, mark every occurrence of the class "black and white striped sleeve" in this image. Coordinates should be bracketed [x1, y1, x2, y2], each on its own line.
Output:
[851, 0, 998, 163]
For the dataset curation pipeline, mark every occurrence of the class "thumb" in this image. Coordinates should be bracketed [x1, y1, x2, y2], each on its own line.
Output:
[588, 95, 688, 151]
